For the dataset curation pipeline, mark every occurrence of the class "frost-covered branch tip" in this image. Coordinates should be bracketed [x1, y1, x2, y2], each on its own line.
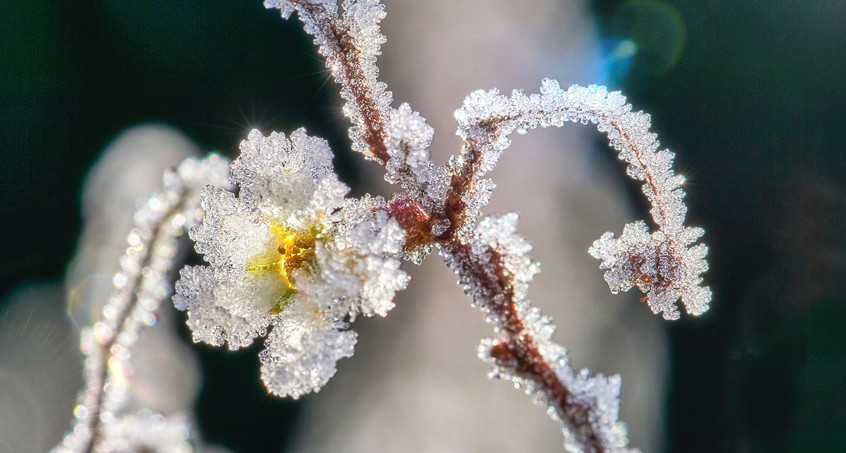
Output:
[455, 80, 711, 320]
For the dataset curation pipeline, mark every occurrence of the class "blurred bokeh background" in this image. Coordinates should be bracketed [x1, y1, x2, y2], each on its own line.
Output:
[1, 0, 844, 451]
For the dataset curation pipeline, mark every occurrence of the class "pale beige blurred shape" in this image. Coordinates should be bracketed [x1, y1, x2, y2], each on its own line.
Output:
[288, 1, 667, 451]
[66, 125, 203, 415]
[0, 125, 216, 451]
[0, 283, 81, 453]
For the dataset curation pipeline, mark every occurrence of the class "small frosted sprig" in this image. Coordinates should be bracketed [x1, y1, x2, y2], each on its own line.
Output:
[266, 1, 450, 252]
[173, 128, 409, 398]
[53, 155, 230, 453]
[589, 221, 710, 320]
[455, 80, 711, 320]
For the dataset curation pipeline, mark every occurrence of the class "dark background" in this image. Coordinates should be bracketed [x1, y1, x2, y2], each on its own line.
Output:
[1, 1, 844, 451]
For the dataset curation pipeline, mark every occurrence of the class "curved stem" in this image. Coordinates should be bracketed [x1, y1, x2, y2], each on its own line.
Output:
[81, 197, 187, 452]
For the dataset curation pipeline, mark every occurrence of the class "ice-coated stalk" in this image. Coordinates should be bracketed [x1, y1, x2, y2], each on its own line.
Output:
[454, 80, 711, 320]
[53, 156, 230, 453]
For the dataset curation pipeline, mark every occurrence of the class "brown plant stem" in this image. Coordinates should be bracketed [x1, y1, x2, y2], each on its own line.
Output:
[294, 1, 390, 163]
[442, 240, 609, 453]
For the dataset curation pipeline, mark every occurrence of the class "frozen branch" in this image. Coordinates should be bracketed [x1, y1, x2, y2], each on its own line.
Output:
[266, 1, 712, 451]
[455, 80, 711, 320]
[53, 156, 230, 453]
[267, 0, 393, 162]
[441, 214, 633, 452]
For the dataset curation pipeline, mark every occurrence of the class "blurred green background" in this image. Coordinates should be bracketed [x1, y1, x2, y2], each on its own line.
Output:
[1, 0, 844, 451]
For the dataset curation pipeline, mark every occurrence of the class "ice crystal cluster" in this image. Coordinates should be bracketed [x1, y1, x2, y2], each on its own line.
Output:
[56, 1, 711, 452]
[174, 128, 408, 397]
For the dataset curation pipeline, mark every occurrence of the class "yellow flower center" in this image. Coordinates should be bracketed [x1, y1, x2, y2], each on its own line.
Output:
[246, 223, 321, 314]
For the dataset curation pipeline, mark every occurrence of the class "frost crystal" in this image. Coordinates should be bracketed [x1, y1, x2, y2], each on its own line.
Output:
[173, 128, 408, 398]
[384, 103, 448, 211]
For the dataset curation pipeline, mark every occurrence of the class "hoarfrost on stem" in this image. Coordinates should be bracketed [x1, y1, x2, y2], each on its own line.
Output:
[455, 80, 711, 320]
[264, 1, 709, 450]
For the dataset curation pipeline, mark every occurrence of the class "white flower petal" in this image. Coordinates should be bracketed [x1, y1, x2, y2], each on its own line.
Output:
[191, 186, 274, 269]
[259, 302, 356, 399]
[232, 128, 338, 221]
[174, 266, 274, 350]
[314, 198, 409, 319]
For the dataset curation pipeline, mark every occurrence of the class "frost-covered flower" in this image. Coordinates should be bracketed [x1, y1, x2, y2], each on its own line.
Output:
[174, 128, 409, 398]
